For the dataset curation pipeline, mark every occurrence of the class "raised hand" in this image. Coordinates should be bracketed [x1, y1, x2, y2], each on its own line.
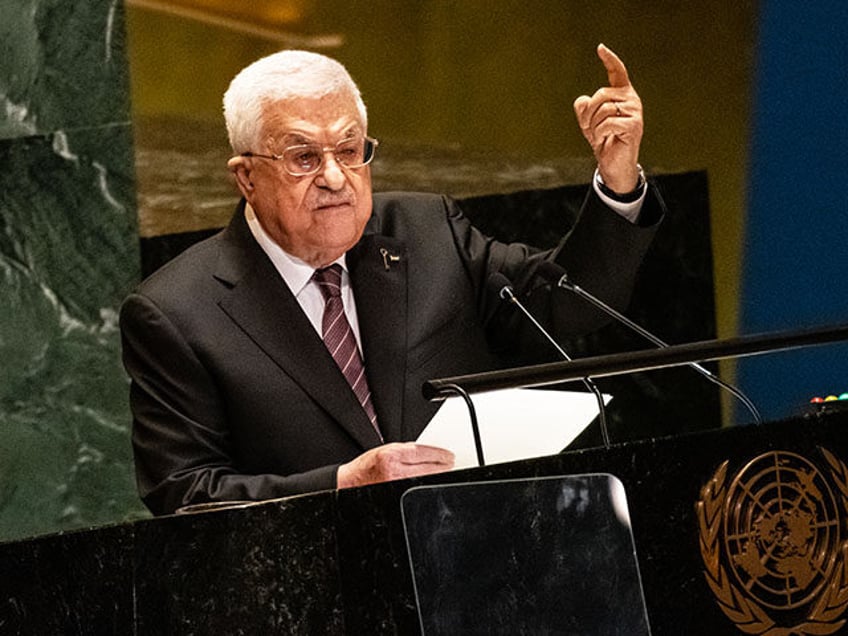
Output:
[573, 44, 643, 194]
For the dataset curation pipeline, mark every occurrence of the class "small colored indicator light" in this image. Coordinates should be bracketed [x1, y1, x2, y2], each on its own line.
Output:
[825, 395, 839, 401]
[840, 393, 848, 400]
[811, 397, 825, 403]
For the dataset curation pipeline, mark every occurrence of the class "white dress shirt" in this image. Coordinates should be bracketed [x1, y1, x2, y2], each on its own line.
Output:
[244, 203, 365, 353]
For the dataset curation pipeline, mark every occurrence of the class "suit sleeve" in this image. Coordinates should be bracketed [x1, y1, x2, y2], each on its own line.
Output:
[445, 183, 665, 356]
[121, 292, 339, 516]
[544, 183, 665, 338]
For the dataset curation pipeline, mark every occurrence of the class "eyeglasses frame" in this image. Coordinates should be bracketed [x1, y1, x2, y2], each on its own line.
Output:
[239, 136, 379, 177]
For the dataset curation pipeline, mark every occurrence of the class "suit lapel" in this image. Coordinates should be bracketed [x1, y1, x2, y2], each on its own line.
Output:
[213, 209, 382, 450]
[347, 233, 408, 443]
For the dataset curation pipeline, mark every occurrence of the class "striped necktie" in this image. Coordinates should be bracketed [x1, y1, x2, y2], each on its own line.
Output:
[313, 265, 382, 440]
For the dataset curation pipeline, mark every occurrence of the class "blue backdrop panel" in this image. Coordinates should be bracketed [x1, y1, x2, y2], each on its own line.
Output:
[739, 1, 848, 420]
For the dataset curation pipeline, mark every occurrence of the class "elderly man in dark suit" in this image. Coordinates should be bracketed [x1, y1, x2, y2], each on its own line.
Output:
[120, 45, 663, 515]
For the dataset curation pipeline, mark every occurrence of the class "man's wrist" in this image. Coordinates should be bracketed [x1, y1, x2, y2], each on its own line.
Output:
[595, 164, 647, 203]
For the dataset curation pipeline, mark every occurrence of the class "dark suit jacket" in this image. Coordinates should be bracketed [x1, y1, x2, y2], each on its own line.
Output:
[120, 190, 663, 515]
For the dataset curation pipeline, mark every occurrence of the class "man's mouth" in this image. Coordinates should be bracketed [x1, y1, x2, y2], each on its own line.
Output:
[316, 199, 352, 210]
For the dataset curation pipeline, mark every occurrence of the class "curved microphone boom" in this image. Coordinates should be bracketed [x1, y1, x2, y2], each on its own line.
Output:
[488, 272, 613, 448]
[537, 261, 763, 425]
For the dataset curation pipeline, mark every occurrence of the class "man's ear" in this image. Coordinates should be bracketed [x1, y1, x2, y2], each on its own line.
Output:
[227, 156, 255, 200]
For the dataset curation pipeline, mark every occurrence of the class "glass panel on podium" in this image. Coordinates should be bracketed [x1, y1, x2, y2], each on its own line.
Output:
[401, 474, 650, 635]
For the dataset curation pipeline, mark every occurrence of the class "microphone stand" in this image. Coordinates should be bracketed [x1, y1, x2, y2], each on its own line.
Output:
[555, 273, 763, 425]
[498, 285, 612, 448]
[441, 383, 486, 467]
[423, 322, 848, 402]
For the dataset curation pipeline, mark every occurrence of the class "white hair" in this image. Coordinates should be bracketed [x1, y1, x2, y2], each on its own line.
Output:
[223, 50, 368, 153]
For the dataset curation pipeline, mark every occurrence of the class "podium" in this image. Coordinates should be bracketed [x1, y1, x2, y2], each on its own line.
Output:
[2, 409, 848, 634]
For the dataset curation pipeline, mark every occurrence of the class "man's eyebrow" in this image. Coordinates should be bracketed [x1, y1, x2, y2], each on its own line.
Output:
[280, 133, 314, 145]
[279, 126, 362, 146]
[339, 126, 361, 139]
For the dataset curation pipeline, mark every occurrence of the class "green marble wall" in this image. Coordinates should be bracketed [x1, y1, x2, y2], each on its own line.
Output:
[0, 0, 146, 541]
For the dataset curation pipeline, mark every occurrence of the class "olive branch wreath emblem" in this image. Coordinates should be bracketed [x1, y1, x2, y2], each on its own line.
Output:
[696, 448, 848, 635]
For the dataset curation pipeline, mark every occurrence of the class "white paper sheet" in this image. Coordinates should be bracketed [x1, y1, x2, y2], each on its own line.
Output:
[416, 388, 611, 470]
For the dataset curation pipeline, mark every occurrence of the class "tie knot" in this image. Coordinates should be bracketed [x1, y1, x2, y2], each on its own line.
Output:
[313, 264, 343, 300]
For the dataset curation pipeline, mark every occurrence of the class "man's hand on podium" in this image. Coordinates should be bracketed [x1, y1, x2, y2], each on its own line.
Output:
[337, 443, 455, 489]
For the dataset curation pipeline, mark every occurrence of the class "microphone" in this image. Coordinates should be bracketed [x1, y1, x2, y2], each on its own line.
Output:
[488, 272, 613, 448]
[536, 261, 763, 425]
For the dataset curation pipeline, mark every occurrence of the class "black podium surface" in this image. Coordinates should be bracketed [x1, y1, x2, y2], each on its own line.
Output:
[3, 409, 848, 634]
[401, 475, 650, 634]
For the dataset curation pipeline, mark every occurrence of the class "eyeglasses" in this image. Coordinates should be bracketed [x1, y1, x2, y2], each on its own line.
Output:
[240, 136, 379, 177]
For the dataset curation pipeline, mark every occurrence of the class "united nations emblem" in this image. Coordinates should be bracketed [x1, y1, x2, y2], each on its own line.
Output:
[697, 448, 848, 635]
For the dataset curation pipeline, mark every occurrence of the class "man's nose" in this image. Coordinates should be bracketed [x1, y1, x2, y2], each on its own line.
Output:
[314, 152, 347, 191]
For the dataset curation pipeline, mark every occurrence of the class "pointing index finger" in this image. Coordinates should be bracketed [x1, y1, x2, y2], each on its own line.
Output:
[597, 43, 630, 88]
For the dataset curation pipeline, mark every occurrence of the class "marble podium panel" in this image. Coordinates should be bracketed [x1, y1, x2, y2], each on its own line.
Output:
[0, 0, 145, 542]
[0, 0, 131, 140]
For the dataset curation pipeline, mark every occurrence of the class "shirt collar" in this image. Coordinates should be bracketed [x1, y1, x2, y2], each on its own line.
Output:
[244, 202, 347, 296]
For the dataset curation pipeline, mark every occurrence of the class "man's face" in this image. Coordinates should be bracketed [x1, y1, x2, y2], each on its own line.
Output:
[232, 91, 373, 267]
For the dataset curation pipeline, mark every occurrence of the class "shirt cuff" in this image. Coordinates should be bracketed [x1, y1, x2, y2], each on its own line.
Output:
[592, 167, 647, 224]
